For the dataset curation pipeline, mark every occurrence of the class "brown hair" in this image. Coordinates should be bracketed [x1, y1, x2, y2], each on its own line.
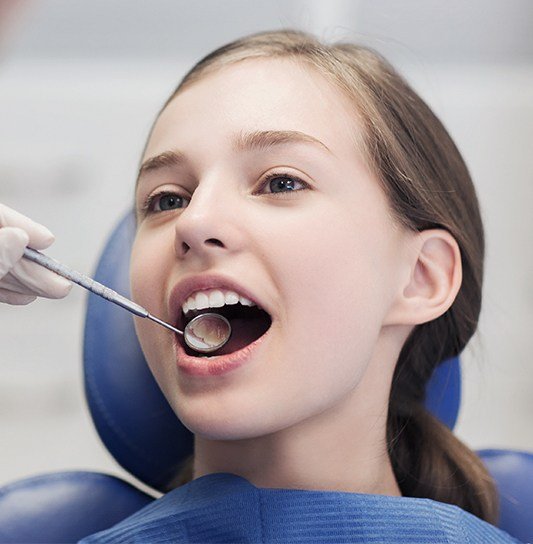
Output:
[159, 29, 497, 523]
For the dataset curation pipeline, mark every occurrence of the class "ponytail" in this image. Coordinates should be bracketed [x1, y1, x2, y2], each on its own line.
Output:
[388, 317, 498, 524]
[388, 401, 498, 523]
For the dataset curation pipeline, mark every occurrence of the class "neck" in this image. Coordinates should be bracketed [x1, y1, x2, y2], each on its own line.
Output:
[194, 436, 401, 496]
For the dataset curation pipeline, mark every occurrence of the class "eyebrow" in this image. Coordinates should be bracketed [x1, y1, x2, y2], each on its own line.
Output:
[136, 129, 333, 185]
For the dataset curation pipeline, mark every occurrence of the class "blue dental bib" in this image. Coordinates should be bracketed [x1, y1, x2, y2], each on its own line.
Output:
[79, 472, 520, 543]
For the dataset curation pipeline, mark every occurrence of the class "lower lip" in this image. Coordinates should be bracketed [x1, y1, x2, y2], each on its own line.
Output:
[174, 327, 271, 377]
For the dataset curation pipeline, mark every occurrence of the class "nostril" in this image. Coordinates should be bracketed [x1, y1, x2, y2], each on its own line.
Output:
[179, 239, 223, 254]
[206, 238, 224, 247]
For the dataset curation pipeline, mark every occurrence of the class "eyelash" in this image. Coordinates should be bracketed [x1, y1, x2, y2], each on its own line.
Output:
[140, 171, 309, 215]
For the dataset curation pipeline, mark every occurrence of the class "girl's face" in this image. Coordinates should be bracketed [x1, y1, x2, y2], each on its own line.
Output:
[131, 58, 412, 441]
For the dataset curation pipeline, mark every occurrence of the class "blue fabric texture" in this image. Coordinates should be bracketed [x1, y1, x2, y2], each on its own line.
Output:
[79, 473, 521, 543]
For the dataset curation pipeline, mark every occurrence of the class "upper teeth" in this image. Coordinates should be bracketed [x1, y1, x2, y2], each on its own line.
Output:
[182, 289, 257, 315]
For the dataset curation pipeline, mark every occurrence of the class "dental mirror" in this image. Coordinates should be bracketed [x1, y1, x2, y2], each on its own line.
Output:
[181, 313, 232, 353]
[150, 311, 232, 353]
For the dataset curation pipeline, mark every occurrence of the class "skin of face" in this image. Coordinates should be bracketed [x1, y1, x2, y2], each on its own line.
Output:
[130, 58, 421, 493]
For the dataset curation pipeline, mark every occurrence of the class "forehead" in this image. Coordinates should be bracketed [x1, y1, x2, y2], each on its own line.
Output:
[145, 57, 365, 163]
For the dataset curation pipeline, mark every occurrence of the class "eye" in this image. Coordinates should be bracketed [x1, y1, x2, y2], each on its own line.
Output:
[258, 171, 308, 196]
[141, 191, 189, 215]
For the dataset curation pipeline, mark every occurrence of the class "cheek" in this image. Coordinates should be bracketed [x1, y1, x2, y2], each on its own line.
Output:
[130, 231, 169, 307]
[129, 232, 174, 380]
[281, 213, 386, 307]
[264, 204, 394, 372]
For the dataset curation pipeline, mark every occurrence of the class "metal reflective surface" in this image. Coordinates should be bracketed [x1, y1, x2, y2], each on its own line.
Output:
[184, 313, 231, 353]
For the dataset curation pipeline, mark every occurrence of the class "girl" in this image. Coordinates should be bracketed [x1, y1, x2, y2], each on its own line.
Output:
[1, 29, 520, 542]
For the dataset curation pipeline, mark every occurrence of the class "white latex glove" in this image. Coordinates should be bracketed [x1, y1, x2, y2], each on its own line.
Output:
[0, 203, 72, 305]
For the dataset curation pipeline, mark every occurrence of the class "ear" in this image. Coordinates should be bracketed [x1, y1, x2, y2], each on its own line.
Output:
[384, 229, 462, 326]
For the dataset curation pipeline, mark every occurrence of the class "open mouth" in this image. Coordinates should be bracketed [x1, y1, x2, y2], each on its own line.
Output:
[180, 303, 273, 357]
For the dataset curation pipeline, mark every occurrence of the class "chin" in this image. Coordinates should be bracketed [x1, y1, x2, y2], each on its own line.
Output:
[173, 399, 283, 441]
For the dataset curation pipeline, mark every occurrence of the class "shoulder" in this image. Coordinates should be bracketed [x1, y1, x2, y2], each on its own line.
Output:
[78, 473, 522, 543]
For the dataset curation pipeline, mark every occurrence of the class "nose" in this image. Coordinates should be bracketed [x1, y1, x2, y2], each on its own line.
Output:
[173, 177, 243, 261]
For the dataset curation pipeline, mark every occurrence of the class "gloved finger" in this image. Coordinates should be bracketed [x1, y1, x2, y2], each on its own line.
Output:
[0, 227, 29, 279]
[0, 287, 36, 305]
[0, 227, 71, 298]
[1, 257, 72, 299]
[0, 203, 55, 250]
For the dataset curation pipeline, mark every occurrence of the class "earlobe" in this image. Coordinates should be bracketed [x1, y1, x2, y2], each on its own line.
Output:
[384, 229, 462, 326]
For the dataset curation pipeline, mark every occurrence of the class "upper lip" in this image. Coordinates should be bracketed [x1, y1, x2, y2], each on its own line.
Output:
[168, 273, 271, 330]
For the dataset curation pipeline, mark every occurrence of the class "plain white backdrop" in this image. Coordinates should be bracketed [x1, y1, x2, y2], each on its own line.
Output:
[0, 0, 532, 491]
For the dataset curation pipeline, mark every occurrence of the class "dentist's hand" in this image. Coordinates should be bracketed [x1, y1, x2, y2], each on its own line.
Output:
[0, 203, 72, 304]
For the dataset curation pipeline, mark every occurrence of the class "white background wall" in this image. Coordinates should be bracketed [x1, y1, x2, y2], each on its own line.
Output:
[0, 0, 532, 491]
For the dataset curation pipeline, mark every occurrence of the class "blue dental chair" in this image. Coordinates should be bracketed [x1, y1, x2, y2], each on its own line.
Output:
[0, 211, 531, 543]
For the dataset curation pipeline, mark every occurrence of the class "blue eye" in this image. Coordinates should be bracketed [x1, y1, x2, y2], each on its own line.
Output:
[261, 172, 307, 195]
[159, 194, 185, 210]
[142, 191, 189, 214]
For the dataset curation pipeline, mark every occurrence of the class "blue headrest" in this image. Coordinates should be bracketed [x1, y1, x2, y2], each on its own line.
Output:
[83, 211, 461, 492]
[0, 472, 153, 543]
